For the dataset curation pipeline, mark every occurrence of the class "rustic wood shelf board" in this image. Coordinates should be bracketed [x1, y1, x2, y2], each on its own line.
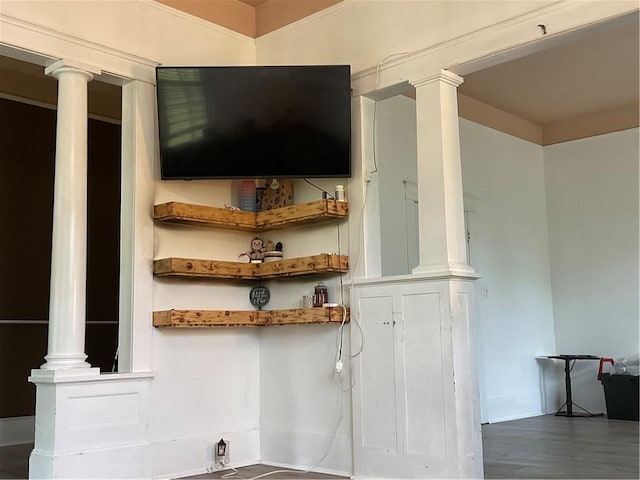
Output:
[154, 199, 347, 231]
[153, 307, 349, 328]
[153, 201, 256, 231]
[153, 254, 348, 280]
[154, 257, 258, 279]
[255, 200, 348, 231]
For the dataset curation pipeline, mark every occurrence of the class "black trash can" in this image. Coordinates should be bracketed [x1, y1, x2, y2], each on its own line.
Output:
[600, 373, 639, 421]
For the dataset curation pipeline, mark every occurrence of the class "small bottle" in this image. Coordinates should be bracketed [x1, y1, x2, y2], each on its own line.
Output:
[335, 185, 345, 202]
[313, 282, 328, 307]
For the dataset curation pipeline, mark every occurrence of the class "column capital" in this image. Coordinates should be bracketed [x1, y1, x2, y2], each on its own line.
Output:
[45, 58, 101, 81]
[411, 69, 464, 89]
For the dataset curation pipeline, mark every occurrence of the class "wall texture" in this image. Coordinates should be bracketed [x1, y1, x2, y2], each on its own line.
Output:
[459, 118, 558, 423]
[544, 127, 640, 413]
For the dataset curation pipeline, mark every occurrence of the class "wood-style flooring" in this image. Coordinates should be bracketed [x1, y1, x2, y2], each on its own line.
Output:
[482, 414, 639, 479]
[1, 415, 638, 479]
[0, 443, 31, 480]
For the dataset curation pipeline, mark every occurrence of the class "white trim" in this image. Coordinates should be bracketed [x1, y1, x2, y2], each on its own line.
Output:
[255, 0, 353, 41]
[117, 79, 155, 373]
[350, 270, 480, 288]
[351, 1, 639, 96]
[411, 69, 464, 88]
[0, 15, 158, 84]
[0, 14, 159, 69]
[0, 416, 35, 446]
[29, 370, 154, 386]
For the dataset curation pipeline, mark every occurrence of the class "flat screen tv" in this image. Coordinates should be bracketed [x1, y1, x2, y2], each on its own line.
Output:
[156, 65, 351, 179]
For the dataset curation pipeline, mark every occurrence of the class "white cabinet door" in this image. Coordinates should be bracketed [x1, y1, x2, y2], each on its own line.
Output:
[351, 280, 460, 478]
[352, 293, 401, 474]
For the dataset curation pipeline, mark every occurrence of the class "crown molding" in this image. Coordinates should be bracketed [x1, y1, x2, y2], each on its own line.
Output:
[1, 13, 159, 84]
[351, 1, 639, 98]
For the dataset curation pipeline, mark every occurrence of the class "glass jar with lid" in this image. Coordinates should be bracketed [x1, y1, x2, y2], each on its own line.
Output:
[313, 282, 328, 307]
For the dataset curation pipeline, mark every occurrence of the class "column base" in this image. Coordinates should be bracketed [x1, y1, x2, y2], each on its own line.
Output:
[40, 353, 92, 371]
[28, 372, 154, 479]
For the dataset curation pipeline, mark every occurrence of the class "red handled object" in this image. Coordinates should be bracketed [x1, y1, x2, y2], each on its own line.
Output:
[598, 357, 615, 380]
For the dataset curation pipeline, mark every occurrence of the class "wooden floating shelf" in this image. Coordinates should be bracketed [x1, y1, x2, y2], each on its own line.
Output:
[153, 307, 349, 328]
[154, 254, 348, 280]
[154, 199, 348, 232]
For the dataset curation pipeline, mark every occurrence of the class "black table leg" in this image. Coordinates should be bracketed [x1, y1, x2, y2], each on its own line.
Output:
[554, 358, 603, 417]
[565, 358, 573, 416]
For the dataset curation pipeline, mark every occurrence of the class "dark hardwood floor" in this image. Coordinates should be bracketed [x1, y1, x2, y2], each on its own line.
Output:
[1, 415, 638, 479]
[0, 443, 31, 480]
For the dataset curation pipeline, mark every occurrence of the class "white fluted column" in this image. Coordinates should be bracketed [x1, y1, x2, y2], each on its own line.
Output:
[41, 59, 101, 371]
[411, 69, 476, 277]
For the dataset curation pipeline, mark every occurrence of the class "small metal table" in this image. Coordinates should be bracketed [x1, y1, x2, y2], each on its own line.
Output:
[546, 354, 603, 417]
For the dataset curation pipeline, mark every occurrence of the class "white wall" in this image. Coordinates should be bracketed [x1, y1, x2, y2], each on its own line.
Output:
[544, 128, 640, 414]
[459, 118, 559, 423]
[254, 179, 352, 475]
[260, 325, 352, 475]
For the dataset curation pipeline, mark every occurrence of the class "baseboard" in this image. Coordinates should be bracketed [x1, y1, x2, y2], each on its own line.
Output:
[151, 428, 260, 480]
[486, 410, 547, 424]
[30, 442, 151, 479]
[0, 416, 35, 446]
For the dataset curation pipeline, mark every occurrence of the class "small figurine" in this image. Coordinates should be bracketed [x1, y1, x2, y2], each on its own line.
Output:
[238, 237, 266, 263]
[249, 237, 266, 262]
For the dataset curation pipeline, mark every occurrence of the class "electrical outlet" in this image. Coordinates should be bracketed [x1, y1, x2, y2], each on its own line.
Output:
[214, 438, 230, 466]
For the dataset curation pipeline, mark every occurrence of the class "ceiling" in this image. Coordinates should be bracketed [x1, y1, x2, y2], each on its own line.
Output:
[457, 17, 639, 126]
[0, 4, 637, 144]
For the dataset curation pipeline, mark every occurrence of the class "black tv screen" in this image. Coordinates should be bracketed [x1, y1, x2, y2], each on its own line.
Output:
[156, 65, 351, 179]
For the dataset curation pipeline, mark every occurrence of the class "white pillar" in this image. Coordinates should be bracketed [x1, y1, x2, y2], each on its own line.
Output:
[411, 70, 475, 278]
[41, 59, 101, 370]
